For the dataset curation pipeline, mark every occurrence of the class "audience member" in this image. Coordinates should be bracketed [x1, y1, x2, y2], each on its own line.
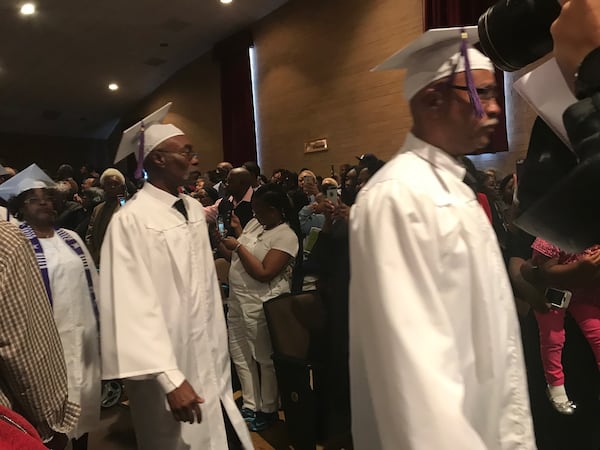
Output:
[85, 168, 126, 266]
[56, 164, 75, 182]
[340, 166, 358, 206]
[81, 177, 98, 191]
[204, 167, 255, 234]
[218, 183, 301, 432]
[242, 161, 261, 189]
[75, 187, 105, 240]
[213, 162, 233, 199]
[521, 238, 600, 414]
[54, 180, 85, 231]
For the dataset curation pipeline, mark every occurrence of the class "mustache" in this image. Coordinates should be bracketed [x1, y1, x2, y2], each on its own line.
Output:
[482, 119, 499, 128]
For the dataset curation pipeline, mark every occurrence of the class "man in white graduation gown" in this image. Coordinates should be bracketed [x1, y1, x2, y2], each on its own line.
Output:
[99, 104, 253, 450]
[349, 28, 536, 449]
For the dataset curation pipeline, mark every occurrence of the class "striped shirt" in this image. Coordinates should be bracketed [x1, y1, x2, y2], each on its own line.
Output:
[0, 221, 80, 440]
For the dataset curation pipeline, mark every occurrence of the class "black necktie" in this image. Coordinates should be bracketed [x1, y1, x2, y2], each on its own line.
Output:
[173, 199, 188, 221]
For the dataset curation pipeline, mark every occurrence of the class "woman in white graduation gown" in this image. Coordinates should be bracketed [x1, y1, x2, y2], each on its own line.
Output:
[4, 168, 101, 449]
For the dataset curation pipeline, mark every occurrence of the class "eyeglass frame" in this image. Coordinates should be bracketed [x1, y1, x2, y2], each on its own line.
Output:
[23, 195, 55, 206]
[448, 84, 499, 102]
[154, 145, 195, 159]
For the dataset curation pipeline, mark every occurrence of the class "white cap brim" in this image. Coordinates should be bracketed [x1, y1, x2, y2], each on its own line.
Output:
[372, 26, 494, 100]
[0, 164, 56, 200]
[114, 102, 184, 164]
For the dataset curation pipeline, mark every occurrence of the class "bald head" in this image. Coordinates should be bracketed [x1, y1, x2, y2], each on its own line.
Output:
[216, 162, 233, 182]
[226, 167, 253, 200]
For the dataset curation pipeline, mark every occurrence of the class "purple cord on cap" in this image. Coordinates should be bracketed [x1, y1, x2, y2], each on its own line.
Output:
[134, 122, 145, 180]
[460, 28, 485, 118]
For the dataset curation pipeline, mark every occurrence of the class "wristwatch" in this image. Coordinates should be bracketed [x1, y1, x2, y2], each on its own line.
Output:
[574, 47, 600, 100]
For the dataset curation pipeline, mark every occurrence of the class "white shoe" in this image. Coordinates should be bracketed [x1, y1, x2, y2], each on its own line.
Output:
[546, 386, 576, 415]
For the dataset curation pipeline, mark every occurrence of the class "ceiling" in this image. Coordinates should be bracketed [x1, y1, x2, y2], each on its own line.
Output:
[0, 0, 288, 139]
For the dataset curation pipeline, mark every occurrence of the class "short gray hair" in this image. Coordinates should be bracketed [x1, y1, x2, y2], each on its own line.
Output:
[100, 168, 125, 186]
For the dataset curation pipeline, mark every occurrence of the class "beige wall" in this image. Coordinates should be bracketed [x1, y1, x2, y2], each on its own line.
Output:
[251, 0, 543, 179]
[252, 0, 423, 177]
[128, 53, 223, 174]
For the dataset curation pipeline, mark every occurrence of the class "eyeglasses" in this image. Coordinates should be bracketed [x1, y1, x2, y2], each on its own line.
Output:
[450, 85, 498, 102]
[155, 146, 194, 159]
[23, 196, 54, 206]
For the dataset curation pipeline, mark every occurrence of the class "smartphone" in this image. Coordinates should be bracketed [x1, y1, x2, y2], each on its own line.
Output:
[326, 187, 338, 204]
[217, 216, 227, 238]
[117, 195, 126, 207]
[545, 288, 572, 309]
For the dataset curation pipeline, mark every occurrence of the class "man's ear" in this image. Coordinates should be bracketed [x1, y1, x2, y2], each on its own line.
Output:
[420, 86, 446, 111]
[146, 150, 166, 169]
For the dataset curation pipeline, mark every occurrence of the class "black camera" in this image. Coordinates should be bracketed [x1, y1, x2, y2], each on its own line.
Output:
[478, 0, 562, 72]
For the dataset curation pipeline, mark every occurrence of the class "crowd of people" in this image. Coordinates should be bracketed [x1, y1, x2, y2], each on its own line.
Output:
[0, 136, 389, 449]
[1, 1, 600, 449]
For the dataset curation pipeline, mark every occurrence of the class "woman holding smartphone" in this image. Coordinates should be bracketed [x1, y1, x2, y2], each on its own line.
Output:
[217, 183, 301, 431]
[522, 238, 600, 414]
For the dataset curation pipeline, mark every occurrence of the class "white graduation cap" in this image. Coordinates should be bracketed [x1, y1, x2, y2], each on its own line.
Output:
[374, 26, 494, 103]
[113, 102, 184, 177]
[0, 163, 56, 201]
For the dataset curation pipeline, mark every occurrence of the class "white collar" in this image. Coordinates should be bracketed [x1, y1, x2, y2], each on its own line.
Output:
[402, 133, 467, 181]
[143, 181, 184, 207]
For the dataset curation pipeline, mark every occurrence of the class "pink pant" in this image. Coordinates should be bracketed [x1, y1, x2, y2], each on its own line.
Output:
[534, 302, 600, 386]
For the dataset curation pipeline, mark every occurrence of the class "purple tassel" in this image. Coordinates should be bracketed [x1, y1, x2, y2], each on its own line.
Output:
[134, 121, 145, 180]
[460, 28, 485, 119]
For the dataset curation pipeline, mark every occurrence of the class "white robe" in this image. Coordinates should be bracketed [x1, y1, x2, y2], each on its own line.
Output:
[349, 133, 536, 450]
[99, 182, 252, 450]
[41, 229, 101, 438]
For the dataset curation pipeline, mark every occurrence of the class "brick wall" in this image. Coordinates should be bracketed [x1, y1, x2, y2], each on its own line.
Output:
[126, 53, 223, 174]
[252, 0, 423, 178]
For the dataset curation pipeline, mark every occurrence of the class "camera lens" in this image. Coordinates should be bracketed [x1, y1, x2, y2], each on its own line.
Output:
[478, 0, 561, 72]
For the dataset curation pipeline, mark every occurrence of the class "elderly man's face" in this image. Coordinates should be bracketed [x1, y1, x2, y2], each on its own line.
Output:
[442, 70, 501, 153]
[155, 135, 193, 185]
[102, 175, 125, 200]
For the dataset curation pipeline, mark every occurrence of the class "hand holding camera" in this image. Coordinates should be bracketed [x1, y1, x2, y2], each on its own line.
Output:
[551, 0, 600, 92]
[332, 201, 350, 223]
[221, 236, 240, 252]
[302, 176, 319, 196]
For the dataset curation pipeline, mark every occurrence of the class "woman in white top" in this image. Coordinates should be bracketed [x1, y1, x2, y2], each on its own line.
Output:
[7, 175, 101, 450]
[219, 183, 301, 432]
